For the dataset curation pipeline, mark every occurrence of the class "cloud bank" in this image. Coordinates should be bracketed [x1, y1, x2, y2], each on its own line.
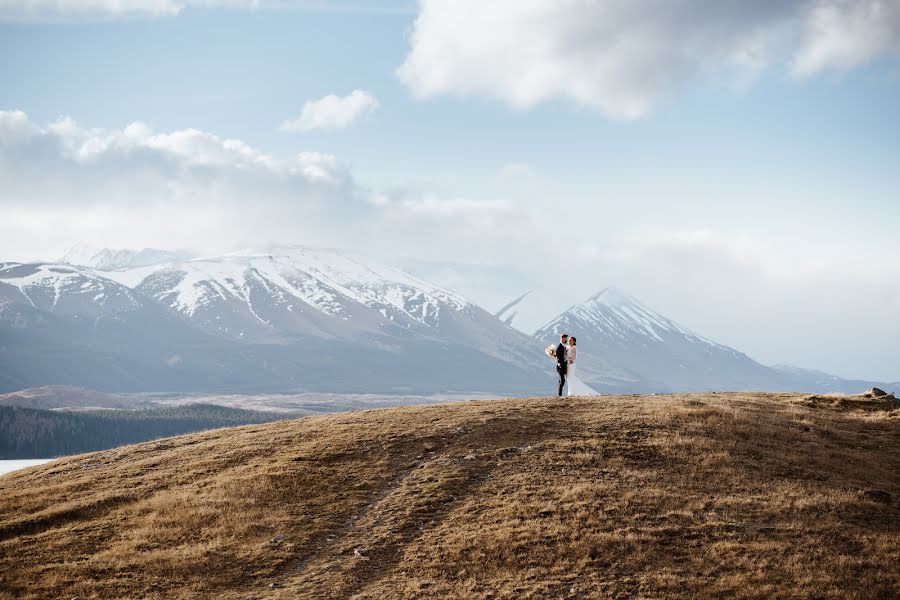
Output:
[398, 0, 900, 118]
[279, 90, 379, 132]
[1, 109, 898, 380]
[0, 109, 533, 265]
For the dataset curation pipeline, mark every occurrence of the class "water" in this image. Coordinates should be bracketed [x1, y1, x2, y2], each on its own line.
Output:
[0, 459, 54, 477]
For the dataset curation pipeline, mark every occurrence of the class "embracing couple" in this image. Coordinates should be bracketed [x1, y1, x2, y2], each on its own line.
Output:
[554, 333, 599, 397]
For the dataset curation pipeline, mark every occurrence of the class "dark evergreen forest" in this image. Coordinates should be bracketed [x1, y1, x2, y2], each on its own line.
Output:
[0, 404, 286, 458]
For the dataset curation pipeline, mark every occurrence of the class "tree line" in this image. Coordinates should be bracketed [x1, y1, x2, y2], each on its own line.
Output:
[0, 404, 286, 459]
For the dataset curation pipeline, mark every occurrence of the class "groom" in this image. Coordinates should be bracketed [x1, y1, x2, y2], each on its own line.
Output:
[555, 333, 569, 396]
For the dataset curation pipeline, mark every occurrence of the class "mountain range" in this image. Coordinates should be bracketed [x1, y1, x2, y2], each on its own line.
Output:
[532, 287, 786, 393]
[0, 246, 895, 395]
[0, 247, 545, 394]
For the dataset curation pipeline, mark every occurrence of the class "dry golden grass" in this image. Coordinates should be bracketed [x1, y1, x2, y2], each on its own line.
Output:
[1, 392, 898, 599]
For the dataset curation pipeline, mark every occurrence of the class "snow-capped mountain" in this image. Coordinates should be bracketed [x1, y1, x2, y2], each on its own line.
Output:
[59, 244, 192, 271]
[0, 248, 546, 394]
[0, 261, 252, 393]
[399, 260, 564, 335]
[124, 247, 471, 339]
[533, 287, 786, 392]
[0, 262, 142, 316]
[2, 249, 893, 396]
[111, 247, 539, 366]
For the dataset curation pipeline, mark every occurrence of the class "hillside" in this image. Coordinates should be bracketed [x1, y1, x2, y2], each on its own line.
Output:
[1, 392, 898, 599]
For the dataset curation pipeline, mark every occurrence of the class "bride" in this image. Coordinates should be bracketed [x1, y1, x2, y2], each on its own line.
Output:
[565, 337, 600, 396]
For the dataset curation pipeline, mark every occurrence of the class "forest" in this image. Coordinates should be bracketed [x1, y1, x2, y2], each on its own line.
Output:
[0, 404, 286, 458]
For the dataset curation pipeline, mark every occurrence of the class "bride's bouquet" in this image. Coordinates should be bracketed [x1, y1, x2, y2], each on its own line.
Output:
[545, 344, 558, 360]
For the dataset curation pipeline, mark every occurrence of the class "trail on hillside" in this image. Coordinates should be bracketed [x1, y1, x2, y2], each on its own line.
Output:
[0, 393, 897, 600]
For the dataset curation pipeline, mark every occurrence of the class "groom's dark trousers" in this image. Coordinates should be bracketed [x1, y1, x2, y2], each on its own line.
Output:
[556, 342, 568, 396]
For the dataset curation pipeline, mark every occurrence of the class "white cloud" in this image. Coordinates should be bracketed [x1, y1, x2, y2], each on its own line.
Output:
[279, 90, 379, 132]
[792, 0, 900, 76]
[398, 0, 900, 119]
[0, 110, 366, 259]
[2, 109, 898, 380]
[0, 110, 538, 270]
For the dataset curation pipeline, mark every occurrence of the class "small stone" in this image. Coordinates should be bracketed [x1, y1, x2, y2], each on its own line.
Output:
[463, 454, 476, 460]
[269, 534, 285, 545]
[866, 387, 888, 398]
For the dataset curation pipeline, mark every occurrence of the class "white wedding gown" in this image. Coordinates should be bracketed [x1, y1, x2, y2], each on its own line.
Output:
[566, 346, 600, 396]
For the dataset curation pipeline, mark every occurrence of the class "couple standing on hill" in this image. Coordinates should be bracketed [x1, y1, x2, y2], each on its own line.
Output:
[554, 333, 599, 397]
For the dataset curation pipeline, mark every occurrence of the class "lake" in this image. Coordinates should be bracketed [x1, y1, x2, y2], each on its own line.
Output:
[0, 459, 54, 477]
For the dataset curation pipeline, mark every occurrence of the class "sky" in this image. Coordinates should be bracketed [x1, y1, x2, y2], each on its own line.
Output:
[1, 0, 899, 381]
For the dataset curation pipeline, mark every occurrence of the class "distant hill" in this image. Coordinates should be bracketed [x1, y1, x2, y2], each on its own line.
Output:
[1, 392, 897, 598]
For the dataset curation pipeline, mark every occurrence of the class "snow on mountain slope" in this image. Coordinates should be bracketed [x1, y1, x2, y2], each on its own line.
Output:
[553, 287, 724, 348]
[128, 246, 479, 340]
[0, 249, 548, 394]
[534, 287, 784, 392]
[2, 254, 892, 395]
[0, 262, 141, 315]
[60, 244, 191, 271]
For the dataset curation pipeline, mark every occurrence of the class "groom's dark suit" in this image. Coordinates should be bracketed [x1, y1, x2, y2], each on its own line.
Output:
[555, 342, 567, 397]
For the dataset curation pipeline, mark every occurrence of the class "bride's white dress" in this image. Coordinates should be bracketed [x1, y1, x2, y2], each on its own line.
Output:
[566, 346, 600, 396]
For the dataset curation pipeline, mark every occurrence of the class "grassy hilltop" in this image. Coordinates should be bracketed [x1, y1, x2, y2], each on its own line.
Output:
[0, 392, 898, 599]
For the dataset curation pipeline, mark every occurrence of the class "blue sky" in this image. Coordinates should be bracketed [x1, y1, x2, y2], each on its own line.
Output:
[1, 0, 899, 380]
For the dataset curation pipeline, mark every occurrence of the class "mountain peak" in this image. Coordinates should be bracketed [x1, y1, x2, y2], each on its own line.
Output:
[59, 244, 192, 270]
[584, 286, 633, 307]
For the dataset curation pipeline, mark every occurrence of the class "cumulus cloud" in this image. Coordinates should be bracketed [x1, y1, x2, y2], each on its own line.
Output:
[0, 109, 539, 268]
[279, 90, 379, 132]
[398, 0, 900, 118]
[792, 0, 900, 76]
[0, 110, 368, 258]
